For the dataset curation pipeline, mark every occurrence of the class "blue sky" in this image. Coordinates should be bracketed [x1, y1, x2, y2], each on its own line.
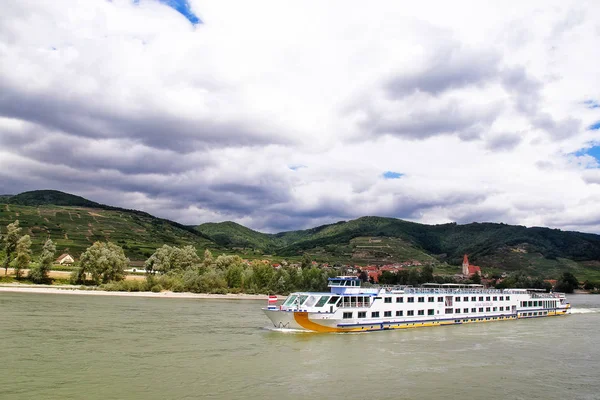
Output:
[383, 171, 404, 179]
[133, 0, 200, 24]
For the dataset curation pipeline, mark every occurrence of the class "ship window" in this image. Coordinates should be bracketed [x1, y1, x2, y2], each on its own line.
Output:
[297, 295, 308, 305]
[493, 296, 497, 301]
[445, 308, 453, 314]
[418, 297, 425, 303]
[371, 311, 380, 318]
[463, 297, 469, 302]
[463, 308, 468, 313]
[455, 297, 461, 302]
[343, 312, 353, 319]
[408, 297, 414, 303]
[438, 297, 443, 302]
[428, 309, 434, 315]
[315, 296, 330, 307]
[528, 301, 533, 307]
[358, 296, 369, 307]
[493, 307, 497, 311]
[350, 297, 357, 307]
[486, 296, 491, 301]
[396, 310, 403, 316]
[407, 310, 414, 316]
[500, 296, 504, 301]
[499, 306, 504, 311]
[479, 307, 484, 312]
[506, 296, 510, 301]
[358, 311, 366, 318]
[384, 311, 392, 317]
[384, 297, 392, 303]
[283, 295, 298, 306]
[418, 310, 424, 316]
[428, 297, 434, 302]
[305, 296, 318, 307]
[479, 297, 484, 301]
[486, 307, 491, 312]
[471, 308, 476, 312]
[455, 308, 461, 314]
[471, 297, 476, 301]
[396, 297, 403, 303]
[327, 296, 340, 305]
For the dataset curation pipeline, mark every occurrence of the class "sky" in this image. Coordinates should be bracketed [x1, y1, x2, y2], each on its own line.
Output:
[1, 0, 600, 233]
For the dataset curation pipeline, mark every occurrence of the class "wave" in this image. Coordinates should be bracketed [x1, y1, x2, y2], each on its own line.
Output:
[262, 326, 309, 333]
[570, 308, 600, 314]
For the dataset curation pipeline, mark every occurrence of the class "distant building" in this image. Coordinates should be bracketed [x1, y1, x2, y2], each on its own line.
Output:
[462, 254, 481, 276]
[56, 253, 75, 265]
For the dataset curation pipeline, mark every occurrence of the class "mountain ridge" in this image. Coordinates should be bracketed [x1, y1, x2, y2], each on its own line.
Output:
[2, 190, 600, 279]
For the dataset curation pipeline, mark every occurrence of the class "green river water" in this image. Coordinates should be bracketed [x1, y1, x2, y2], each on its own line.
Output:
[1, 292, 599, 400]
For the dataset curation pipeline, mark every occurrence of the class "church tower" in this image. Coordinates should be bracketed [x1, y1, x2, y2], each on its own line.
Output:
[462, 254, 469, 276]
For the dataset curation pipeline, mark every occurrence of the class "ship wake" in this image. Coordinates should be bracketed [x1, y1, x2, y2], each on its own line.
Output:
[570, 308, 600, 314]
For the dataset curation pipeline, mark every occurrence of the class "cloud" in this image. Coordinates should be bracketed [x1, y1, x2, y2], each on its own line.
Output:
[1, 0, 600, 235]
[385, 45, 500, 98]
[485, 133, 522, 151]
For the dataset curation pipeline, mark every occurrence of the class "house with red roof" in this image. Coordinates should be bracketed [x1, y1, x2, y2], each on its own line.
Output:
[462, 254, 481, 277]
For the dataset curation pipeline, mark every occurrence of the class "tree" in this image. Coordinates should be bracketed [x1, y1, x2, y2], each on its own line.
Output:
[77, 242, 129, 284]
[407, 268, 420, 286]
[469, 272, 482, 284]
[145, 245, 176, 274]
[175, 245, 201, 270]
[300, 254, 312, 270]
[555, 272, 579, 293]
[29, 238, 56, 283]
[420, 265, 434, 283]
[145, 245, 201, 274]
[358, 270, 369, 283]
[225, 264, 244, 288]
[13, 235, 32, 278]
[202, 249, 214, 271]
[2, 220, 21, 276]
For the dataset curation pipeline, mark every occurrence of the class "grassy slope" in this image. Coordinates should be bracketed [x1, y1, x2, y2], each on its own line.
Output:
[196, 216, 600, 279]
[0, 191, 216, 261]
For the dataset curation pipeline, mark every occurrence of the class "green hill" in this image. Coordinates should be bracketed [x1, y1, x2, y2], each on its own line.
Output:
[0, 191, 216, 261]
[3, 190, 600, 279]
[196, 216, 600, 279]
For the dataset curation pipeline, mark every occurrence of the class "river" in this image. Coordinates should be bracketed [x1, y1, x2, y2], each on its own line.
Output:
[1, 292, 599, 399]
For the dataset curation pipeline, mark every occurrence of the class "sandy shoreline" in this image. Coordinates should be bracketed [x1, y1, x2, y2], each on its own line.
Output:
[0, 285, 279, 300]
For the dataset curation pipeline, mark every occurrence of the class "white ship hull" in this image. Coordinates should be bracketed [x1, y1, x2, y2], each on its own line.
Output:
[263, 278, 571, 333]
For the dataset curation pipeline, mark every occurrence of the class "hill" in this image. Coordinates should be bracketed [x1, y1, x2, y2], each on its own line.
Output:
[0, 190, 216, 261]
[2, 190, 600, 279]
[197, 216, 600, 279]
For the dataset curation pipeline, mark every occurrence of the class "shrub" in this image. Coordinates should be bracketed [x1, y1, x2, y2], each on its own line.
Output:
[150, 284, 163, 293]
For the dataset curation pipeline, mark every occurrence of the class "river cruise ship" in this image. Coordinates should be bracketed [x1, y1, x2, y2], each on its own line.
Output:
[263, 276, 570, 332]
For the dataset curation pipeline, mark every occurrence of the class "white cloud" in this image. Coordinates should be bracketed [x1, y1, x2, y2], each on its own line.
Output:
[1, 0, 600, 233]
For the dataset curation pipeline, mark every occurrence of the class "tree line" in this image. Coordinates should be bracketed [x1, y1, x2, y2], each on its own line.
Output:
[1, 220, 56, 283]
[1, 219, 590, 294]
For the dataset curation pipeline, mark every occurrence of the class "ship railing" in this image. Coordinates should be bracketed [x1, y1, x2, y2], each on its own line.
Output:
[529, 292, 562, 298]
[402, 288, 503, 295]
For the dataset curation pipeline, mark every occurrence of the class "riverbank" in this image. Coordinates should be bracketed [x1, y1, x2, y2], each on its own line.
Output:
[0, 284, 276, 300]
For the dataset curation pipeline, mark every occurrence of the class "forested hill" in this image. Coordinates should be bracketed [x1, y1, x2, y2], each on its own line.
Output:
[0, 190, 215, 260]
[3, 190, 600, 277]
[197, 216, 600, 277]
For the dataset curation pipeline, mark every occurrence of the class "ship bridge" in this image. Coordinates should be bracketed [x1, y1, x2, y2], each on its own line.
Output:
[327, 276, 379, 295]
